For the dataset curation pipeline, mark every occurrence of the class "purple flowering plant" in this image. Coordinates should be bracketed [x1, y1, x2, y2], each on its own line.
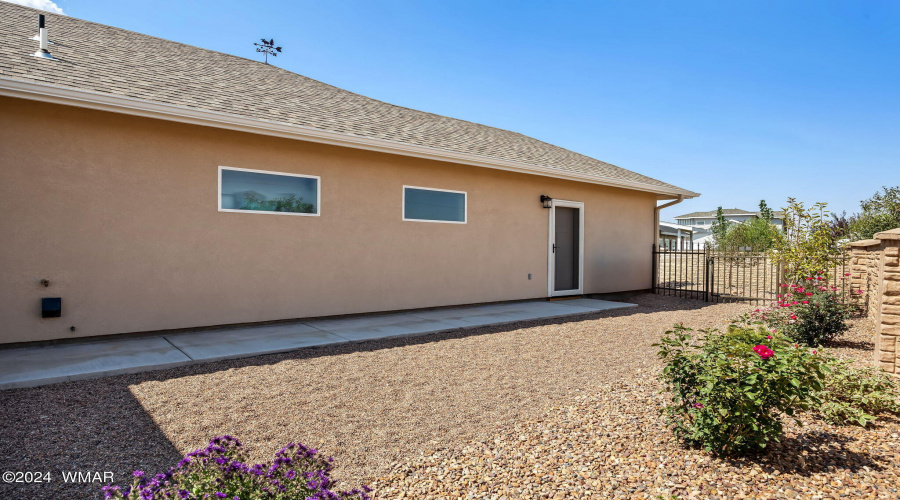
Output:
[101, 436, 371, 500]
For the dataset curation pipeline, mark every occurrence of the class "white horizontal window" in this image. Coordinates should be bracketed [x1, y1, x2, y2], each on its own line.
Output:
[403, 186, 467, 223]
[219, 166, 320, 216]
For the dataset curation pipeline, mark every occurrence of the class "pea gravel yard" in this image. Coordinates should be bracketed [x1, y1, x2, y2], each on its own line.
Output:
[1, 295, 898, 499]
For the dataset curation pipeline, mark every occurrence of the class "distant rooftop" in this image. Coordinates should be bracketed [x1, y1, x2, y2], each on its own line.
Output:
[675, 208, 784, 219]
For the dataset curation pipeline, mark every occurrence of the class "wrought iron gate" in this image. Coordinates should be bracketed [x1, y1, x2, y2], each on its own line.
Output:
[652, 246, 849, 305]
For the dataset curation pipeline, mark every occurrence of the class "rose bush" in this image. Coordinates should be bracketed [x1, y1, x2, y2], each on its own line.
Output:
[101, 436, 370, 500]
[751, 276, 850, 346]
[656, 324, 826, 456]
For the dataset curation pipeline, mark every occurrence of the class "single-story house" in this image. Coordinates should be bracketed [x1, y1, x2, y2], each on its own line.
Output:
[658, 222, 693, 251]
[674, 209, 784, 249]
[0, 3, 698, 345]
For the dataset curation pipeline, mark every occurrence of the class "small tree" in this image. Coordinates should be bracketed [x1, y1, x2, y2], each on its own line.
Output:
[713, 201, 785, 252]
[710, 207, 731, 250]
[254, 38, 283, 64]
[830, 211, 855, 241]
[770, 198, 841, 283]
[758, 199, 773, 222]
[848, 186, 900, 240]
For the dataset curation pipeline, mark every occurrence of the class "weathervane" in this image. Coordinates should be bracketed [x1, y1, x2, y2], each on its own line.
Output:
[254, 38, 282, 64]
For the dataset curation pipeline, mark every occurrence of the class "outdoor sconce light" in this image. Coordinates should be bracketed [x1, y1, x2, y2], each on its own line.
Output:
[540, 195, 553, 208]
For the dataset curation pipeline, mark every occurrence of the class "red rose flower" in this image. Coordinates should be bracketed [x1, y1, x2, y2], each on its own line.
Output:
[753, 345, 775, 360]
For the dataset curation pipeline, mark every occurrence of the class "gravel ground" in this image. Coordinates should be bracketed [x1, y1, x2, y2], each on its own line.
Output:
[372, 311, 900, 499]
[0, 295, 895, 499]
[372, 378, 900, 499]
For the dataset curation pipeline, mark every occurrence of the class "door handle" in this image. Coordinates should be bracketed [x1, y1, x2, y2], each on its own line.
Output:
[552, 243, 557, 253]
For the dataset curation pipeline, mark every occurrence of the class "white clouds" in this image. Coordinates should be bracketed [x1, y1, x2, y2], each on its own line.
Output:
[3, 0, 65, 15]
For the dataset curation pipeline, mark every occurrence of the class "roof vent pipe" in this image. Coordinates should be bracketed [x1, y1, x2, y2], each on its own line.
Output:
[31, 14, 54, 44]
[33, 15, 57, 60]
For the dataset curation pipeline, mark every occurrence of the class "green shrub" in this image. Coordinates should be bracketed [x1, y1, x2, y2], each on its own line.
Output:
[712, 200, 786, 252]
[752, 279, 850, 346]
[816, 360, 900, 427]
[770, 198, 843, 283]
[847, 186, 900, 240]
[655, 324, 826, 456]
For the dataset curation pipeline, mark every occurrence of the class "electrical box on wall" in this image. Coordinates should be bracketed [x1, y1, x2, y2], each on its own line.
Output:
[41, 297, 61, 318]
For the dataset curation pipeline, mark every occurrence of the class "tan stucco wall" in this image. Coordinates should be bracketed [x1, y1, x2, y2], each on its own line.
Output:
[0, 97, 656, 344]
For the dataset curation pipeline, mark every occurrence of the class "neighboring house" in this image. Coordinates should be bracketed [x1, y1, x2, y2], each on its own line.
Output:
[674, 209, 784, 249]
[0, 4, 698, 345]
[658, 221, 693, 251]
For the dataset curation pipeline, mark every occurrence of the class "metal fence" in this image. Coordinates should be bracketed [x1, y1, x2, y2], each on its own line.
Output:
[652, 246, 850, 305]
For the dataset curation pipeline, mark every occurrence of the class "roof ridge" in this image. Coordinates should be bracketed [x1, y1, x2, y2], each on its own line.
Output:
[0, 1, 697, 197]
[11, 5, 550, 142]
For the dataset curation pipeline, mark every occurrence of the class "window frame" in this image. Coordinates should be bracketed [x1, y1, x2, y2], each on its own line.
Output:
[401, 185, 468, 224]
[218, 166, 321, 217]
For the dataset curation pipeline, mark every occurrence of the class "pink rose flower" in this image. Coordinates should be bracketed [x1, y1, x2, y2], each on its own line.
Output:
[802, 301, 809, 304]
[753, 345, 775, 360]
[766, 335, 773, 339]
[812, 350, 818, 355]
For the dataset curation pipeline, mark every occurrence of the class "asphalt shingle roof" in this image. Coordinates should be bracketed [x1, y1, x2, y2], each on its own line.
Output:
[0, 3, 697, 197]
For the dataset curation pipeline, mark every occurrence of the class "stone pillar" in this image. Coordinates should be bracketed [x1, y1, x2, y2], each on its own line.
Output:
[876, 229, 900, 374]
[847, 240, 880, 316]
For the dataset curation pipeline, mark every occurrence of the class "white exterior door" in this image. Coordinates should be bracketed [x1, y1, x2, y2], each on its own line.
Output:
[548, 200, 585, 297]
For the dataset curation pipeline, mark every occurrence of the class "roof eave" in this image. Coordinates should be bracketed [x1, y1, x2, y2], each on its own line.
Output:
[0, 78, 699, 199]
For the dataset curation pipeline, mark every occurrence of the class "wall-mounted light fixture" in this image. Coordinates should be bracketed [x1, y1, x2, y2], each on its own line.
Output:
[540, 195, 553, 208]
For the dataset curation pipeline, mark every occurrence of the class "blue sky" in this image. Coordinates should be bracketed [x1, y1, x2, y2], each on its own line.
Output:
[15, 0, 900, 220]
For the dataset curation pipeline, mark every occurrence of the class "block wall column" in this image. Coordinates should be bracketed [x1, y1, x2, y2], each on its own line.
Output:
[877, 241, 900, 374]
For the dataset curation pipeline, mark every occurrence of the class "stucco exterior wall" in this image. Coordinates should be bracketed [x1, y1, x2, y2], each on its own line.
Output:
[0, 97, 656, 344]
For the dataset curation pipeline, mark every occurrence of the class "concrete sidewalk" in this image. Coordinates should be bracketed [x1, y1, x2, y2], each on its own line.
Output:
[0, 298, 635, 390]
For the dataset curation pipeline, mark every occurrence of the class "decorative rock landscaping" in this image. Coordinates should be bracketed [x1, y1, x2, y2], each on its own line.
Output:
[1, 295, 896, 499]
